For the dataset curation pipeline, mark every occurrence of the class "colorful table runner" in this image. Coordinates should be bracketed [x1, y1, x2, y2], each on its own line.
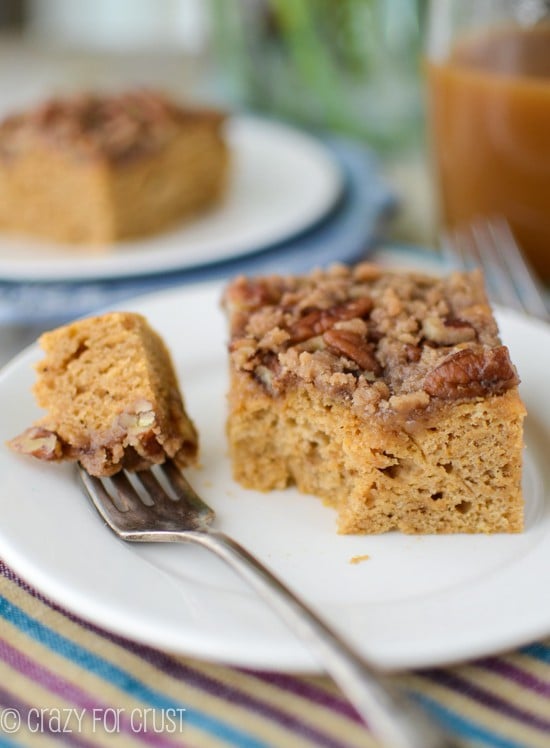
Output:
[0, 560, 548, 747]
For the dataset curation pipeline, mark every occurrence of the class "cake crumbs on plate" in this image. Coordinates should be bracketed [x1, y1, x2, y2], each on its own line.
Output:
[349, 554, 370, 565]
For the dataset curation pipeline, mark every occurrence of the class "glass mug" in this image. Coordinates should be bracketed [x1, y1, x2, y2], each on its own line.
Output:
[426, 0, 550, 280]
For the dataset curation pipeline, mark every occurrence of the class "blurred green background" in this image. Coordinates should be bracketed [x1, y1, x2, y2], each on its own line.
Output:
[211, 0, 426, 152]
[0, 0, 427, 154]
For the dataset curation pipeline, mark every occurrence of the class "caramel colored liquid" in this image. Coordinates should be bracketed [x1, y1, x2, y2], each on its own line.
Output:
[428, 26, 550, 280]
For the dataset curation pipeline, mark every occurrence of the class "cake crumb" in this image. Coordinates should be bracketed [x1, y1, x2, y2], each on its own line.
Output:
[349, 554, 370, 565]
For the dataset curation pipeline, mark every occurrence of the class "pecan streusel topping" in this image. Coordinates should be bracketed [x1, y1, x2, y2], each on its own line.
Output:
[0, 89, 224, 163]
[223, 263, 520, 417]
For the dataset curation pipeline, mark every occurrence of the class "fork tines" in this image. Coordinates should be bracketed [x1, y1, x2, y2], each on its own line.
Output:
[442, 218, 550, 321]
[78, 461, 215, 539]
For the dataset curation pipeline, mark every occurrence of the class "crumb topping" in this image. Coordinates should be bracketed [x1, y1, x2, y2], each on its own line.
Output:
[0, 89, 225, 163]
[223, 263, 520, 418]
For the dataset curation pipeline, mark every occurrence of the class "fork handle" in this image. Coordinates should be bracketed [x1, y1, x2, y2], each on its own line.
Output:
[178, 529, 457, 748]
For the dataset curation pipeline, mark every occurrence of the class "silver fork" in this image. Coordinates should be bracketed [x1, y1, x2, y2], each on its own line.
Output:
[442, 217, 550, 322]
[78, 461, 460, 748]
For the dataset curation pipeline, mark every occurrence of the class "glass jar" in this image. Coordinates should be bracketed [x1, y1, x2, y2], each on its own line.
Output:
[426, 0, 550, 280]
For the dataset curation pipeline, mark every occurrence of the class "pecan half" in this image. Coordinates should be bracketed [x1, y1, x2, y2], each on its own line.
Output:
[404, 344, 421, 363]
[423, 346, 519, 399]
[9, 426, 63, 460]
[118, 409, 156, 432]
[253, 352, 284, 395]
[224, 277, 282, 315]
[288, 297, 373, 344]
[323, 329, 381, 374]
[422, 316, 476, 346]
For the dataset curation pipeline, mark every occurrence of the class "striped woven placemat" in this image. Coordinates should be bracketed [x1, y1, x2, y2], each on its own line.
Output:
[0, 561, 548, 747]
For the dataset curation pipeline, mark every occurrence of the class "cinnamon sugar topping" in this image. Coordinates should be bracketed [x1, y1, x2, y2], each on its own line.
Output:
[0, 89, 225, 163]
[223, 263, 519, 416]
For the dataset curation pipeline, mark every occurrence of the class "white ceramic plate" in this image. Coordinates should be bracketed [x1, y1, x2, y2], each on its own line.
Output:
[0, 117, 342, 282]
[0, 282, 549, 673]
